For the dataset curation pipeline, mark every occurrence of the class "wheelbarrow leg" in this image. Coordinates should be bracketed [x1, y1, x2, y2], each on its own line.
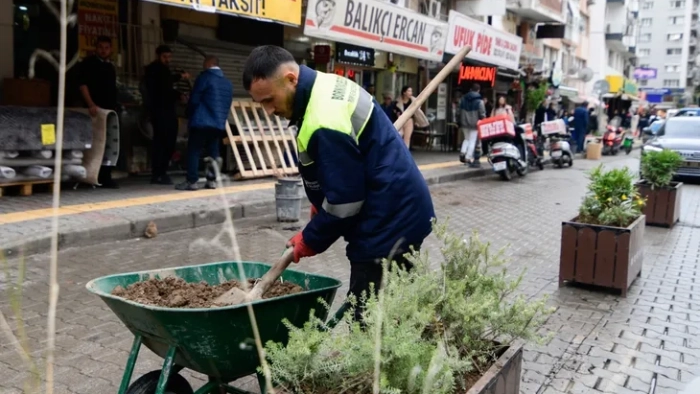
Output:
[154, 346, 178, 394]
[118, 334, 143, 394]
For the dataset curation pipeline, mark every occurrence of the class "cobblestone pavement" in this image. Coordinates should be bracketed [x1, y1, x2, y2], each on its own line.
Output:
[2, 151, 699, 394]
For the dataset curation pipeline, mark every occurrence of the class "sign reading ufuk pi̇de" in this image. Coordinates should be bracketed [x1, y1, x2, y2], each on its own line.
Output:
[304, 0, 449, 62]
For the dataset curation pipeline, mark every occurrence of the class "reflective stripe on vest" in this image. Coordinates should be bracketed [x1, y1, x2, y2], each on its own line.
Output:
[297, 72, 374, 167]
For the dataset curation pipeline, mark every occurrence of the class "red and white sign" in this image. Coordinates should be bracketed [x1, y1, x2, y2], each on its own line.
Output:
[540, 119, 568, 135]
[303, 0, 448, 62]
[445, 10, 523, 71]
[477, 115, 516, 140]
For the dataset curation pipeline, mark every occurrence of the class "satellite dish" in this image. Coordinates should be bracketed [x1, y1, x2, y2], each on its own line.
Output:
[592, 79, 610, 97]
[579, 67, 594, 83]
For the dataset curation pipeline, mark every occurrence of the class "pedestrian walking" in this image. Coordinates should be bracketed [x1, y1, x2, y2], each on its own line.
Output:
[175, 55, 233, 191]
[144, 45, 189, 185]
[78, 35, 119, 188]
[459, 83, 486, 168]
[573, 102, 589, 153]
[242, 45, 435, 322]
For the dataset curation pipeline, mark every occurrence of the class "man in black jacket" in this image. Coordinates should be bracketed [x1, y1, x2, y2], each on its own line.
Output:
[144, 45, 189, 185]
[78, 35, 119, 188]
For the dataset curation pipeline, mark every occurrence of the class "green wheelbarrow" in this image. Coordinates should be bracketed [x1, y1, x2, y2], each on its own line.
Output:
[86, 261, 344, 394]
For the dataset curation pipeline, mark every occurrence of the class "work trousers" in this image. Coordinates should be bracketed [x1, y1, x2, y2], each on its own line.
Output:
[348, 246, 420, 323]
[150, 113, 178, 178]
[186, 127, 223, 183]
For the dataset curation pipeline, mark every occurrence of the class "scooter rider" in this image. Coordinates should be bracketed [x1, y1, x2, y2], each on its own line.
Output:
[242, 46, 435, 322]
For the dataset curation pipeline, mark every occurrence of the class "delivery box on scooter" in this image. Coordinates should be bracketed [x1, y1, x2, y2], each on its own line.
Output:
[540, 119, 568, 135]
[477, 115, 516, 140]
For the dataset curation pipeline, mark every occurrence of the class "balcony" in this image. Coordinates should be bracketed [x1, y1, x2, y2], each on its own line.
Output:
[607, 0, 625, 4]
[506, 0, 566, 23]
[606, 24, 635, 53]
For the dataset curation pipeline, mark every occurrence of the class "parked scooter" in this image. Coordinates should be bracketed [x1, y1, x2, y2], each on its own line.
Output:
[540, 119, 573, 167]
[478, 116, 528, 181]
[522, 124, 545, 170]
[623, 132, 634, 155]
[602, 117, 624, 156]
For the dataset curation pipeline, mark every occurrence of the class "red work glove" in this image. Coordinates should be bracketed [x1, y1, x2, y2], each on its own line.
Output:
[286, 232, 317, 263]
[310, 204, 318, 220]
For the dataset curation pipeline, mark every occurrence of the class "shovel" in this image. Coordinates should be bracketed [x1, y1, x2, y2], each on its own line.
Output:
[212, 45, 473, 307]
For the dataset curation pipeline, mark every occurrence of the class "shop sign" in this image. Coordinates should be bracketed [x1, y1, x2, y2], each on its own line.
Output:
[623, 79, 638, 95]
[77, 0, 119, 60]
[457, 65, 496, 87]
[145, 0, 302, 26]
[303, 0, 449, 62]
[336, 43, 375, 67]
[436, 83, 447, 120]
[633, 67, 657, 80]
[445, 10, 522, 71]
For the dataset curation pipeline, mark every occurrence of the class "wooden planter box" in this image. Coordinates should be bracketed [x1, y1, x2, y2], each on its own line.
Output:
[636, 181, 683, 228]
[466, 345, 522, 394]
[559, 216, 645, 297]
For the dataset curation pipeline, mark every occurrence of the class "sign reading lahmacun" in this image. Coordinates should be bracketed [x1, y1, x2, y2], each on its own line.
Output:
[633, 67, 657, 80]
[445, 10, 523, 70]
[303, 0, 448, 62]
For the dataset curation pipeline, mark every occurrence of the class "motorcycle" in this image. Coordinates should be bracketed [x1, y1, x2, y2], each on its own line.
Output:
[602, 117, 624, 156]
[540, 119, 573, 167]
[522, 124, 545, 170]
[623, 132, 634, 155]
[478, 116, 528, 181]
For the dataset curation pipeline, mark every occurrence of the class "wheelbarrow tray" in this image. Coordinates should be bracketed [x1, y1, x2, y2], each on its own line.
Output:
[86, 261, 341, 384]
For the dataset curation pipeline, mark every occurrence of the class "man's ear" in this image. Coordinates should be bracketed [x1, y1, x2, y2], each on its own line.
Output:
[284, 71, 298, 87]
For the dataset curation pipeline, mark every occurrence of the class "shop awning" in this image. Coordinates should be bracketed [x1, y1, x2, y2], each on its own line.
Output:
[558, 86, 579, 99]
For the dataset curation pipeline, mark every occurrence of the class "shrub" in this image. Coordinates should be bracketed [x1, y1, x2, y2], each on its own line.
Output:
[640, 149, 683, 189]
[578, 165, 644, 227]
[263, 222, 553, 394]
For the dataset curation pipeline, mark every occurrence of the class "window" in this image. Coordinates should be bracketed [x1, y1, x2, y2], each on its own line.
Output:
[669, 16, 685, 24]
[608, 50, 615, 67]
[670, 0, 685, 7]
[639, 63, 651, 68]
[642, 1, 654, 8]
[665, 64, 681, 72]
[659, 119, 700, 138]
[639, 49, 651, 56]
[641, 18, 653, 26]
[667, 48, 683, 55]
[668, 33, 683, 41]
[640, 33, 652, 42]
[663, 79, 680, 86]
[640, 80, 649, 86]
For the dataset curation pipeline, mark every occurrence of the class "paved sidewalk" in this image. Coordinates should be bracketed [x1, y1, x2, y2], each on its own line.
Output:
[0, 151, 480, 256]
[2, 151, 698, 394]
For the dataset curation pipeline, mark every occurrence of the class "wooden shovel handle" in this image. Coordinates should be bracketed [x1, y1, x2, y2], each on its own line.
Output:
[247, 248, 295, 300]
[393, 45, 472, 131]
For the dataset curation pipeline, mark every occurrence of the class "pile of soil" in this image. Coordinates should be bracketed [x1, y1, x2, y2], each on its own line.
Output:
[111, 277, 303, 308]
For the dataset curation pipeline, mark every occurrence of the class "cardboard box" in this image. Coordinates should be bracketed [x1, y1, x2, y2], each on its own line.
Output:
[586, 142, 602, 160]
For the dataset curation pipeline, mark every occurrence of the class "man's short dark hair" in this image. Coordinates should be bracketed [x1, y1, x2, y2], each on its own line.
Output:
[205, 55, 219, 66]
[242, 45, 296, 91]
[156, 45, 172, 56]
[470, 83, 481, 92]
[96, 36, 111, 45]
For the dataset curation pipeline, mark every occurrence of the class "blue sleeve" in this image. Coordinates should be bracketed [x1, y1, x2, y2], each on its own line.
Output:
[302, 128, 366, 254]
[187, 74, 207, 117]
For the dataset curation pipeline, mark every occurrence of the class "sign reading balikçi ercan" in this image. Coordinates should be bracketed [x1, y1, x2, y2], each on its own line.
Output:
[445, 10, 522, 71]
[304, 0, 449, 62]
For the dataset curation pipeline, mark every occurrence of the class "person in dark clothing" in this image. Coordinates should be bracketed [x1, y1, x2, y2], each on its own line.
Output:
[78, 35, 119, 188]
[176, 56, 234, 191]
[572, 102, 590, 153]
[380, 93, 399, 123]
[546, 103, 557, 122]
[534, 100, 547, 127]
[144, 45, 189, 185]
[243, 46, 434, 322]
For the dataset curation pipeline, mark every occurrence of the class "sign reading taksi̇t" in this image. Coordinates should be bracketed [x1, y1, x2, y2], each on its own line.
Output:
[457, 65, 496, 87]
[445, 10, 522, 70]
[304, 0, 449, 62]
[148, 0, 302, 26]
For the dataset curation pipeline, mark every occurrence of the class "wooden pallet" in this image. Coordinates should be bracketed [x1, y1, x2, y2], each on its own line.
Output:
[0, 179, 53, 197]
[224, 101, 299, 180]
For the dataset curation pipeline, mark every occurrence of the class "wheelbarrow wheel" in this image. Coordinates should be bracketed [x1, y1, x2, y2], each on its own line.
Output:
[126, 370, 194, 394]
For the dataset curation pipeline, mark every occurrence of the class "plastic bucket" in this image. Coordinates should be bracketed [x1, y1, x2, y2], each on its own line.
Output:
[275, 177, 303, 222]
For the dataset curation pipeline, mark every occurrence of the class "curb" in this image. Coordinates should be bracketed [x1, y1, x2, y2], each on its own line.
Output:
[2, 165, 489, 257]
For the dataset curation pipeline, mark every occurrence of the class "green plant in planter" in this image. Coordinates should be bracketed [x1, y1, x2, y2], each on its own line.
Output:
[578, 165, 645, 227]
[263, 222, 554, 394]
[640, 149, 683, 189]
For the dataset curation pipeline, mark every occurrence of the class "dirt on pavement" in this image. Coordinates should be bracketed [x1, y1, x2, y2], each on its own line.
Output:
[111, 277, 303, 308]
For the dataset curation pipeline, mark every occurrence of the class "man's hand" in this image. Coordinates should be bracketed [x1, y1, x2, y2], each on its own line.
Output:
[181, 72, 191, 80]
[286, 232, 317, 263]
[89, 105, 98, 117]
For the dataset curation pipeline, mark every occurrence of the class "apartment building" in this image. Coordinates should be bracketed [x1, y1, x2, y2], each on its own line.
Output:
[636, 0, 698, 97]
[587, 0, 639, 94]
